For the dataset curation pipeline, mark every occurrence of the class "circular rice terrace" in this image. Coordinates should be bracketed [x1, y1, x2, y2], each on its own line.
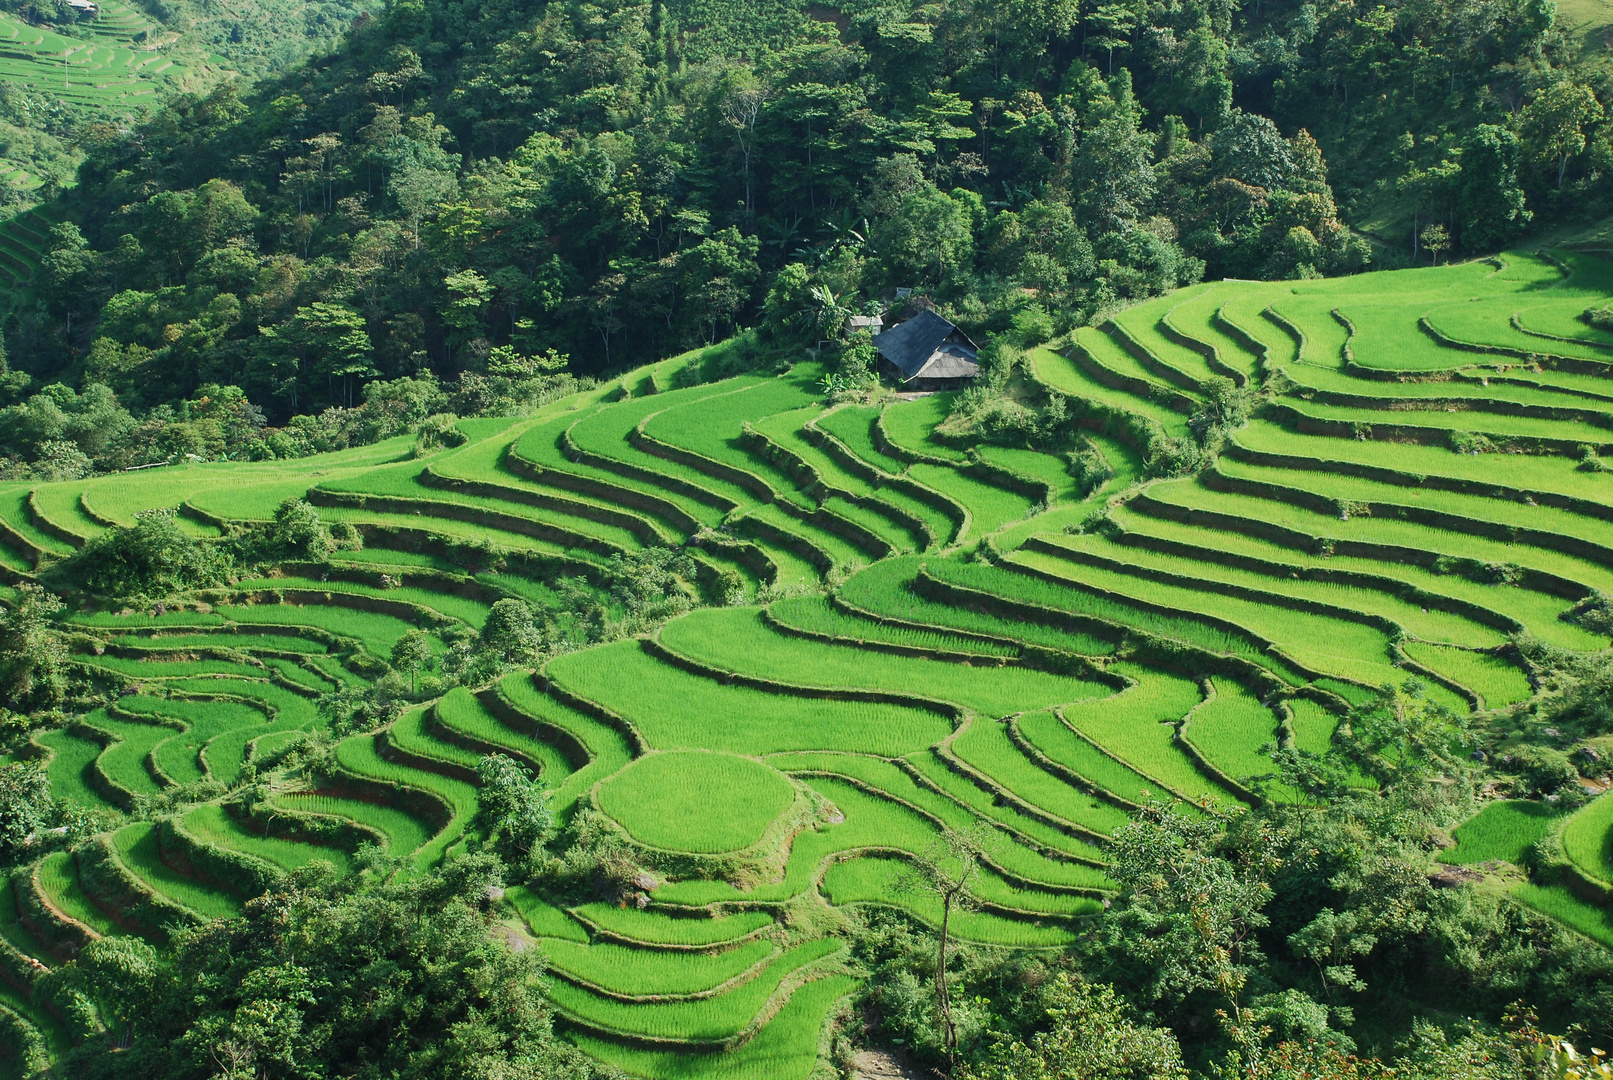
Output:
[2, 250, 1613, 1078]
[597, 752, 796, 853]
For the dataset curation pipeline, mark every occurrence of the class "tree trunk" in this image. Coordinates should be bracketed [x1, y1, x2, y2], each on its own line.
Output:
[937, 889, 957, 1069]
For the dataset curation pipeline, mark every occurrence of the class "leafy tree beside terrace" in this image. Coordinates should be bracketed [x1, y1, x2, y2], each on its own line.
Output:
[51, 857, 611, 1080]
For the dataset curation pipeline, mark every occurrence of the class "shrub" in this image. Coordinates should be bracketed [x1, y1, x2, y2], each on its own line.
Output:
[1431, 555, 1522, 585]
[481, 599, 540, 664]
[1066, 441, 1116, 497]
[1506, 745, 1581, 797]
[1145, 434, 1206, 478]
[232, 497, 350, 565]
[959, 974, 1189, 1080]
[476, 753, 554, 861]
[1449, 431, 1497, 454]
[0, 582, 68, 713]
[1565, 594, 1613, 636]
[56, 857, 603, 1079]
[415, 413, 467, 452]
[1188, 375, 1253, 448]
[391, 630, 434, 694]
[317, 682, 404, 735]
[65, 507, 230, 601]
[0, 761, 49, 860]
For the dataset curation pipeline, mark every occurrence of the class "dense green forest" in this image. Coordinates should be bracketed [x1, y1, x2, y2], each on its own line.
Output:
[0, 0, 1607, 475]
[0, 0, 372, 223]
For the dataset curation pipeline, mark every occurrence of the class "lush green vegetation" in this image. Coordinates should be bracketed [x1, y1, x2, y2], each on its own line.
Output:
[1442, 801, 1565, 866]
[6, 242, 1613, 1080]
[1564, 792, 1613, 886]
[546, 639, 953, 756]
[597, 751, 796, 853]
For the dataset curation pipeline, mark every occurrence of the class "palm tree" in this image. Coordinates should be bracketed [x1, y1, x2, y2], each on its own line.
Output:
[795, 284, 851, 339]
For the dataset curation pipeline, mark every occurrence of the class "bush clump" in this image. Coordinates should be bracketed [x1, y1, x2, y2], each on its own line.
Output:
[65, 507, 230, 601]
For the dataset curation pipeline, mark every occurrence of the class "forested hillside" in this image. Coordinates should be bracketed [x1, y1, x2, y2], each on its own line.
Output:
[0, 0, 1608, 465]
[0, 0, 375, 284]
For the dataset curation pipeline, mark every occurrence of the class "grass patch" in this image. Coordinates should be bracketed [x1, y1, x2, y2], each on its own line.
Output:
[1011, 545, 1400, 687]
[546, 640, 952, 757]
[1512, 882, 1613, 948]
[815, 406, 909, 474]
[78, 656, 268, 680]
[115, 695, 268, 787]
[1562, 791, 1613, 885]
[767, 750, 1111, 891]
[83, 713, 172, 799]
[1016, 710, 1171, 806]
[923, 557, 1301, 680]
[436, 687, 572, 784]
[332, 734, 475, 868]
[507, 885, 590, 942]
[1055, 663, 1223, 801]
[180, 804, 351, 876]
[1030, 342, 1190, 435]
[597, 751, 794, 853]
[658, 607, 1105, 717]
[1141, 477, 1613, 600]
[111, 821, 241, 920]
[1441, 801, 1563, 866]
[1402, 644, 1534, 708]
[36, 728, 116, 810]
[568, 973, 858, 1080]
[882, 395, 967, 462]
[36, 852, 117, 936]
[949, 719, 1133, 836]
[548, 938, 841, 1042]
[1288, 698, 1342, 756]
[232, 576, 493, 630]
[566, 374, 767, 509]
[542, 936, 777, 997]
[902, 749, 1110, 865]
[837, 556, 1115, 657]
[217, 603, 423, 658]
[571, 904, 775, 947]
[820, 856, 1087, 945]
[1181, 679, 1291, 798]
[109, 632, 329, 655]
[909, 463, 1035, 542]
[1041, 531, 1504, 650]
[643, 367, 825, 508]
[767, 595, 1016, 658]
[1109, 501, 1600, 653]
[495, 673, 634, 814]
[274, 793, 434, 857]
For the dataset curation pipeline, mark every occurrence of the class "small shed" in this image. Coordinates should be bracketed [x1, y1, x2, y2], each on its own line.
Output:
[845, 314, 883, 337]
[873, 310, 981, 390]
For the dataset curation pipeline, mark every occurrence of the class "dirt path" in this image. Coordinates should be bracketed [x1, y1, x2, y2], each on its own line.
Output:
[852, 1049, 934, 1079]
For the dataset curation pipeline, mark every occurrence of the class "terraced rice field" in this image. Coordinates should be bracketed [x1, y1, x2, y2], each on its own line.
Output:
[10, 253, 1613, 1075]
[0, 5, 191, 266]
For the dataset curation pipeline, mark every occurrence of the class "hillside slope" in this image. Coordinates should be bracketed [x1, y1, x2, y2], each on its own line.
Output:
[3, 253, 1613, 1074]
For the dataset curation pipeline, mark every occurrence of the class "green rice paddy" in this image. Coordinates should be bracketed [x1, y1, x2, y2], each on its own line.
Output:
[1563, 791, 1613, 886]
[598, 752, 795, 853]
[12, 254, 1613, 1076]
[1441, 800, 1564, 866]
